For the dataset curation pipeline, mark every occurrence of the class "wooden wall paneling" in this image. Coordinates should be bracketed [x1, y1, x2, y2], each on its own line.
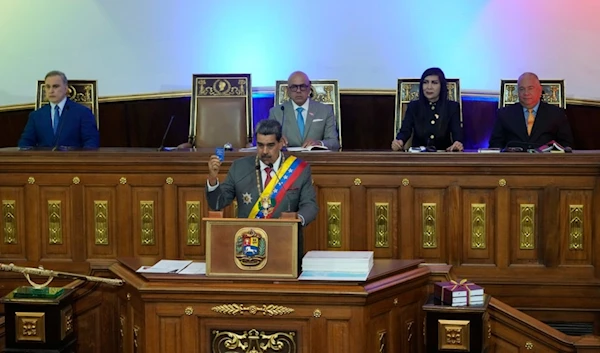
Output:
[413, 186, 446, 263]
[40, 186, 72, 260]
[163, 181, 178, 259]
[85, 187, 118, 261]
[0, 186, 26, 260]
[24, 175, 41, 262]
[509, 188, 542, 266]
[73, 284, 117, 353]
[303, 183, 319, 254]
[461, 188, 496, 265]
[366, 188, 397, 258]
[446, 184, 461, 266]
[116, 177, 133, 258]
[131, 186, 164, 259]
[399, 178, 415, 259]
[559, 189, 593, 266]
[318, 187, 351, 251]
[398, 302, 420, 353]
[178, 187, 205, 259]
[368, 310, 391, 353]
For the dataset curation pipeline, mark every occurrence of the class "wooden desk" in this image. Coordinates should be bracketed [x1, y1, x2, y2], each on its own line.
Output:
[1, 148, 600, 349]
[110, 257, 428, 353]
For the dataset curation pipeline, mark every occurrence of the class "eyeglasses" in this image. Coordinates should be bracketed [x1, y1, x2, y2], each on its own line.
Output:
[288, 84, 309, 92]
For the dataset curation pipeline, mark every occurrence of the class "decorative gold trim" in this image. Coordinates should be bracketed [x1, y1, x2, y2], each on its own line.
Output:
[184, 306, 194, 316]
[569, 205, 584, 250]
[186, 201, 201, 245]
[2, 200, 17, 244]
[313, 309, 322, 318]
[422, 203, 437, 248]
[16, 311, 46, 342]
[402, 178, 410, 186]
[94, 201, 109, 245]
[28, 177, 35, 185]
[72, 176, 80, 185]
[471, 203, 486, 249]
[211, 304, 294, 316]
[407, 320, 414, 343]
[133, 325, 140, 350]
[525, 341, 534, 350]
[126, 293, 131, 301]
[48, 200, 63, 244]
[119, 315, 125, 342]
[393, 298, 398, 306]
[119, 177, 127, 185]
[438, 319, 470, 351]
[166, 177, 173, 185]
[353, 178, 362, 186]
[520, 204, 535, 249]
[140, 201, 155, 245]
[498, 179, 506, 187]
[212, 329, 296, 353]
[327, 202, 342, 248]
[374, 202, 389, 248]
[232, 199, 238, 217]
[378, 330, 386, 353]
[61, 305, 73, 340]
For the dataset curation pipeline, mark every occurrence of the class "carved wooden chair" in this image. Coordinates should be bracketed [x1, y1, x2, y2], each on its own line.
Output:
[181, 74, 253, 148]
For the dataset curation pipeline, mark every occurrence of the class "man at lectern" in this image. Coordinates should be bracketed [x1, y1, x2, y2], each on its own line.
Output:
[18, 70, 99, 149]
[206, 119, 318, 223]
[488, 72, 573, 150]
[206, 119, 318, 261]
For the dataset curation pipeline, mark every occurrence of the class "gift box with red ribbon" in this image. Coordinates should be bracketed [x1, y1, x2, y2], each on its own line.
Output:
[434, 279, 484, 306]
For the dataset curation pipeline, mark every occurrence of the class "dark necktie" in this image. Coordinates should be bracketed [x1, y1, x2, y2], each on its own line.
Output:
[54, 105, 61, 134]
[264, 167, 272, 188]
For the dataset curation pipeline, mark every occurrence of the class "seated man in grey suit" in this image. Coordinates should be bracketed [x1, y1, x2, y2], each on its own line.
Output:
[206, 119, 318, 263]
[268, 71, 340, 150]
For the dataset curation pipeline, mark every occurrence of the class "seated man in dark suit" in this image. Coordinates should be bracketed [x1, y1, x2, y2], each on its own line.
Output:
[206, 119, 318, 265]
[268, 71, 340, 150]
[489, 72, 573, 150]
[18, 70, 99, 149]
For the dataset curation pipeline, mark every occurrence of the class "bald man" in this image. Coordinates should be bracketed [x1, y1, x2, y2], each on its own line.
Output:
[489, 72, 573, 149]
[268, 71, 340, 150]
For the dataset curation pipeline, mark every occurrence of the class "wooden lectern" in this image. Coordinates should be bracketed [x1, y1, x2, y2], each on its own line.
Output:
[204, 212, 301, 278]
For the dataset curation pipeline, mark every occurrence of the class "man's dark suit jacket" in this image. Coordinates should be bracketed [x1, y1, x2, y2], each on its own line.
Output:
[489, 102, 574, 149]
[18, 99, 99, 149]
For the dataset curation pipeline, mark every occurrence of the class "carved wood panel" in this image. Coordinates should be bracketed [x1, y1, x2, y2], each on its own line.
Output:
[132, 188, 163, 258]
[85, 187, 118, 259]
[318, 188, 351, 250]
[0, 187, 26, 259]
[559, 189, 593, 265]
[462, 188, 496, 265]
[39, 187, 72, 260]
[366, 188, 397, 258]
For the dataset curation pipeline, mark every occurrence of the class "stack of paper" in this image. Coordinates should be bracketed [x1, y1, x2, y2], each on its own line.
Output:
[136, 260, 206, 274]
[298, 251, 373, 281]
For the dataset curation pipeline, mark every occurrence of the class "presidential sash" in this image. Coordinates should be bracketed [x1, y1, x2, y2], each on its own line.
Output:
[249, 155, 307, 219]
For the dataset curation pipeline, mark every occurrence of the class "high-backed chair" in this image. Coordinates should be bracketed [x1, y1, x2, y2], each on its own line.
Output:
[274, 79, 342, 148]
[394, 78, 461, 146]
[36, 79, 99, 128]
[499, 79, 565, 108]
[183, 73, 252, 149]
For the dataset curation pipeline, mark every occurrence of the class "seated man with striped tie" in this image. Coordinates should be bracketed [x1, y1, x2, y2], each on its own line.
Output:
[206, 119, 318, 264]
[268, 71, 340, 150]
[488, 72, 573, 150]
[18, 70, 99, 149]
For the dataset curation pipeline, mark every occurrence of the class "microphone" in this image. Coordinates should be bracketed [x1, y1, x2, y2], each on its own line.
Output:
[52, 105, 69, 151]
[280, 105, 285, 132]
[157, 115, 175, 151]
[267, 163, 292, 213]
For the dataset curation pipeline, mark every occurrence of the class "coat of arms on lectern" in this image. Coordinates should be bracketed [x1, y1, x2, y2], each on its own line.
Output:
[234, 228, 268, 270]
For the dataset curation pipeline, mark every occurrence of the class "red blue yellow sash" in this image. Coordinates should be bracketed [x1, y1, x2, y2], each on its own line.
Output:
[249, 155, 307, 219]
